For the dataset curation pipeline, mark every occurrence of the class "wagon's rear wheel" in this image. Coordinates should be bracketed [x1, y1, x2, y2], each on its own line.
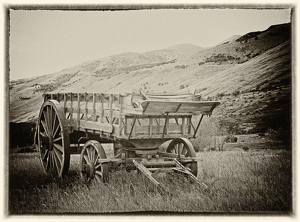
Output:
[166, 138, 198, 176]
[37, 100, 70, 178]
[80, 140, 109, 183]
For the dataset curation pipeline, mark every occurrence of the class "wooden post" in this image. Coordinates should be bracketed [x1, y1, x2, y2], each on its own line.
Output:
[182, 117, 186, 135]
[92, 93, 96, 122]
[109, 94, 113, 124]
[63, 93, 67, 113]
[77, 93, 81, 130]
[118, 94, 122, 135]
[100, 93, 104, 123]
[124, 116, 127, 135]
[85, 93, 88, 121]
[149, 117, 153, 136]
[70, 93, 73, 124]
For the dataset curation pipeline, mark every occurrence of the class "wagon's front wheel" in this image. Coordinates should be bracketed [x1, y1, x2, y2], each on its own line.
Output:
[166, 138, 198, 176]
[80, 140, 109, 183]
[37, 100, 70, 178]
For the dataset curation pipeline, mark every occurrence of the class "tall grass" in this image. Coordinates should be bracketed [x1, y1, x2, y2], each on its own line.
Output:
[8, 148, 291, 214]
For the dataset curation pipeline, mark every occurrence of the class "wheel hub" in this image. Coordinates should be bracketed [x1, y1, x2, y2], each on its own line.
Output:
[45, 136, 54, 151]
[85, 162, 95, 179]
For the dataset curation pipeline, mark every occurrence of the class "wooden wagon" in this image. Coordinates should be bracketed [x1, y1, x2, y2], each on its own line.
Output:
[34, 92, 219, 189]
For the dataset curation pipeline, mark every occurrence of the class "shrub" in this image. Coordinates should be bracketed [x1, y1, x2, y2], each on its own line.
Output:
[225, 135, 238, 143]
[232, 90, 240, 97]
[180, 84, 185, 89]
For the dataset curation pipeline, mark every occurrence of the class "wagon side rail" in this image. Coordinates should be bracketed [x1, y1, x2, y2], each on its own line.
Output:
[43, 93, 219, 140]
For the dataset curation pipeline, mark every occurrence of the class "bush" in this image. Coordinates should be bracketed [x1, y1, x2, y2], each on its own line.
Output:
[225, 135, 238, 143]
[180, 84, 185, 89]
[232, 90, 240, 97]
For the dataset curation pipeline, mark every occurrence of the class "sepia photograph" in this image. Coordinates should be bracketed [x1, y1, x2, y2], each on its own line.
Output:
[7, 3, 293, 216]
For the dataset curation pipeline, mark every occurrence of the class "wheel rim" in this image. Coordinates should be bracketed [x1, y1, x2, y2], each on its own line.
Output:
[166, 138, 198, 176]
[80, 140, 109, 183]
[37, 101, 70, 178]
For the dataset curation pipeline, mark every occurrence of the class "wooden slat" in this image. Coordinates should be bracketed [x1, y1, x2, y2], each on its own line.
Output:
[100, 93, 104, 123]
[92, 93, 96, 121]
[118, 94, 122, 135]
[149, 117, 153, 136]
[182, 117, 186, 135]
[109, 94, 113, 123]
[63, 93, 67, 112]
[85, 93, 88, 121]
[70, 93, 73, 124]
[77, 93, 80, 130]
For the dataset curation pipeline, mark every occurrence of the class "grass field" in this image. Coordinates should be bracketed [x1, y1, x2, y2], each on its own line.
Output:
[8, 141, 292, 214]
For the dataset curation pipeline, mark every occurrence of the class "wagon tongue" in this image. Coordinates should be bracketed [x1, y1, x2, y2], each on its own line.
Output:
[140, 100, 220, 115]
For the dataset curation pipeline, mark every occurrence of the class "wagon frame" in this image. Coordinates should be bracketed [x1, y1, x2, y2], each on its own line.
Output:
[34, 92, 219, 190]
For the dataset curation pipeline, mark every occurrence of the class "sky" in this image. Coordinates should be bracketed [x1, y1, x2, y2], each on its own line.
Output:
[9, 7, 291, 80]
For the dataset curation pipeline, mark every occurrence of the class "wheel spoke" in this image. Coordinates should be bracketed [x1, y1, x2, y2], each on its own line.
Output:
[52, 111, 57, 136]
[53, 146, 63, 164]
[53, 143, 64, 153]
[41, 120, 49, 136]
[53, 124, 60, 138]
[178, 143, 183, 154]
[95, 170, 103, 176]
[83, 154, 89, 163]
[182, 146, 188, 156]
[95, 174, 101, 182]
[53, 150, 61, 175]
[40, 131, 47, 138]
[90, 147, 95, 163]
[42, 149, 49, 161]
[46, 151, 50, 171]
[94, 153, 99, 165]
[175, 144, 179, 154]
[46, 106, 53, 135]
[43, 110, 50, 135]
[53, 137, 62, 142]
[87, 147, 91, 162]
[95, 163, 102, 169]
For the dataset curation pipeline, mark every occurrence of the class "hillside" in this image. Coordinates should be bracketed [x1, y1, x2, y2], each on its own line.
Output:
[9, 23, 291, 142]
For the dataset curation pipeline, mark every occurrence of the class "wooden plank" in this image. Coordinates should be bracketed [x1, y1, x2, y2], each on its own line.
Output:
[141, 101, 220, 115]
[79, 120, 113, 133]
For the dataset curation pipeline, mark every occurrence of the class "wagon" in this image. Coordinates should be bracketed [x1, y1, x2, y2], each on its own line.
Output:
[34, 91, 219, 190]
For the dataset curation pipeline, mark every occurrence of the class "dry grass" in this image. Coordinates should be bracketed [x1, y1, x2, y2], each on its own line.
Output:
[8, 144, 292, 214]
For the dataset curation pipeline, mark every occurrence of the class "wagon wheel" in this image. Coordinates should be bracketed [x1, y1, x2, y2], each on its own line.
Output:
[80, 140, 109, 183]
[37, 100, 70, 178]
[166, 138, 198, 176]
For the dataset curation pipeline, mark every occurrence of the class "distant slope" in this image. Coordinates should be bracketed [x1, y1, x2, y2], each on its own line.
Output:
[9, 22, 291, 131]
[218, 35, 241, 45]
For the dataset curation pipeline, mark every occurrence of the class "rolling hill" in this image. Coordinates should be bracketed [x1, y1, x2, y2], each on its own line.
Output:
[9, 22, 292, 146]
